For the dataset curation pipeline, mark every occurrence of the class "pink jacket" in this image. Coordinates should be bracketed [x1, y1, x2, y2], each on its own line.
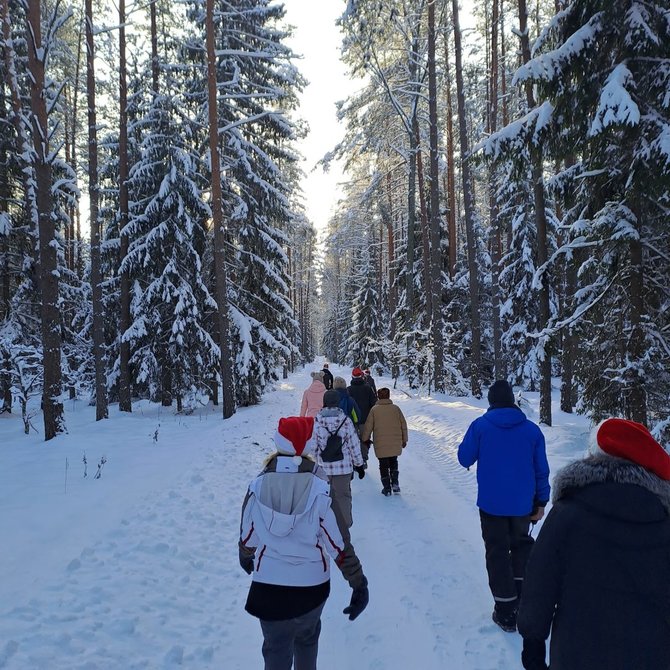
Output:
[300, 380, 326, 417]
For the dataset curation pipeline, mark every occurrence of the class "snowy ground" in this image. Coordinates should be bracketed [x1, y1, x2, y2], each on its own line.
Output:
[0, 362, 592, 669]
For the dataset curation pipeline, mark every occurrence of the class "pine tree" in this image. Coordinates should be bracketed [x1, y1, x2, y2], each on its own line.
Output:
[516, 0, 670, 426]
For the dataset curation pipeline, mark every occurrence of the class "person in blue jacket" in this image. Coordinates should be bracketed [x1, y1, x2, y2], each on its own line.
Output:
[333, 376, 362, 426]
[458, 380, 550, 633]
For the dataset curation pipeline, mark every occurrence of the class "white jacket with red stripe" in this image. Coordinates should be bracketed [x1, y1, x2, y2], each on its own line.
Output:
[240, 456, 345, 587]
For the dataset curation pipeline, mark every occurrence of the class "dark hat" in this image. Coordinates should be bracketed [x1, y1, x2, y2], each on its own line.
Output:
[323, 390, 341, 408]
[487, 380, 516, 408]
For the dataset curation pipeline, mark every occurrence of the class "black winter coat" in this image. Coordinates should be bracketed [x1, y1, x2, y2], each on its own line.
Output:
[347, 378, 377, 425]
[517, 456, 670, 670]
[321, 368, 334, 390]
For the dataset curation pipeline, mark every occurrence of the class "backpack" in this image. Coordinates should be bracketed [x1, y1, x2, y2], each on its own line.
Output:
[321, 417, 348, 462]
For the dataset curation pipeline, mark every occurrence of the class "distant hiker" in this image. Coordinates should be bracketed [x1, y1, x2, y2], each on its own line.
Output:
[518, 419, 670, 670]
[239, 416, 369, 670]
[333, 376, 362, 427]
[361, 388, 408, 496]
[321, 363, 334, 390]
[300, 371, 326, 418]
[363, 368, 377, 397]
[313, 390, 366, 586]
[457, 380, 550, 633]
[348, 367, 377, 462]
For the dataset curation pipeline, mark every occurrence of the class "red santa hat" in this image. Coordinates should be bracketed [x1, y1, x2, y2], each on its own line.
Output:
[274, 416, 315, 458]
[595, 418, 670, 480]
[352, 367, 364, 378]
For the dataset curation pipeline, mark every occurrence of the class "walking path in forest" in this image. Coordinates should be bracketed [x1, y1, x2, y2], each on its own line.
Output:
[0, 361, 589, 669]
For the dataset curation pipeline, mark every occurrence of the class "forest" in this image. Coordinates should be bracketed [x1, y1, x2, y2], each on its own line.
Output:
[1, 0, 668, 441]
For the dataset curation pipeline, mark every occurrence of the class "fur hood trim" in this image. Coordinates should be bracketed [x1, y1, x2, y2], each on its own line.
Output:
[553, 456, 670, 515]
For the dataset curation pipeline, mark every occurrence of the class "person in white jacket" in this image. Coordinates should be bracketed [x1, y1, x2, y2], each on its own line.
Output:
[239, 416, 369, 670]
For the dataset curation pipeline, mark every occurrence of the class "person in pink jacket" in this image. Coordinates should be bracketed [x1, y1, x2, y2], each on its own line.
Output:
[300, 372, 326, 417]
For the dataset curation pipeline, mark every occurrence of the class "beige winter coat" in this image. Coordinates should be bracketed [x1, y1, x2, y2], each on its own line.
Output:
[361, 399, 408, 458]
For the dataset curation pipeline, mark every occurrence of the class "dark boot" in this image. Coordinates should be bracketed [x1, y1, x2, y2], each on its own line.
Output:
[390, 461, 400, 493]
[381, 476, 392, 496]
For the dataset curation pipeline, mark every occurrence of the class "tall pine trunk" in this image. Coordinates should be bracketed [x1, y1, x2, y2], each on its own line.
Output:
[27, 0, 65, 439]
[415, 139, 433, 328]
[86, 0, 108, 420]
[489, 0, 504, 379]
[627, 208, 647, 424]
[443, 30, 457, 279]
[452, 0, 482, 397]
[518, 0, 551, 425]
[118, 0, 132, 412]
[206, 0, 235, 418]
[427, 0, 444, 392]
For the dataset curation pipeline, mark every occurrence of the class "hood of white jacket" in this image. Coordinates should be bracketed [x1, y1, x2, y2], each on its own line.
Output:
[249, 466, 329, 538]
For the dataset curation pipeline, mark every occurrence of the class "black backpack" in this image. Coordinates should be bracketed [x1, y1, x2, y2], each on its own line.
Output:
[321, 417, 347, 462]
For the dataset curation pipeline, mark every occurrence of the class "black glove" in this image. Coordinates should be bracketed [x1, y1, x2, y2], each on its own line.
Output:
[343, 576, 369, 621]
[521, 638, 547, 670]
[239, 544, 255, 575]
[354, 465, 366, 479]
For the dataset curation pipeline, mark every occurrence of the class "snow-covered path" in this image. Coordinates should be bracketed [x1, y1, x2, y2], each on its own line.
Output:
[0, 363, 589, 669]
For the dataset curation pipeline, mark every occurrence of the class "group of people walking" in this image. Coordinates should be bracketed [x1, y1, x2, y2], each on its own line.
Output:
[239, 371, 670, 670]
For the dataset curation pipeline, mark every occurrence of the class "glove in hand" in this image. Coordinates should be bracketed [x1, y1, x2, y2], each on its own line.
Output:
[239, 544, 255, 575]
[521, 638, 548, 670]
[354, 465, 366, 480]
[343, 576, 369, 621]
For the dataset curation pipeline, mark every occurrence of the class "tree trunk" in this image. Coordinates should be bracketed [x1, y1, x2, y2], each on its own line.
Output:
[443, 26, 457, 279]
[206, 0, 236, 419]
[518, 0, 551, 425]
[427, 0, 444, 392]
[150, 0, 159, 95]
[161, 362, 172, 407]
[452, 0, 482, 397]
[85, 0, 108, 420]
[27, 0, 65, 440]
[71, 23, 83, 277]
[118, 0, 132, 412]
[627, 211, 647, 424]
[386, 172, 397, 359]
[489, 0, 504, 379]
[406, 111, 417, 325]
[415, 141, 433, 327]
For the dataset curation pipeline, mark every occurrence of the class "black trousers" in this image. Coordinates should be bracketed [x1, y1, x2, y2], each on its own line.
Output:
[479, 510, 534, 611]
[378, 456, 398, 487]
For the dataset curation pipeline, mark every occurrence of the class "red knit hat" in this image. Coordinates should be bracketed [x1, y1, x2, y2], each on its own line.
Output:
[274, 416, 315, 457]
[596, 418, 670, 480]
[352, 367, 364, 378]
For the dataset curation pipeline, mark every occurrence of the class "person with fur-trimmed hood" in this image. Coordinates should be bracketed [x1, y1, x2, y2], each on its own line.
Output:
[457, 380, 550, 633]
[518, 418, 670, 670]
[239, 416, 369, 670]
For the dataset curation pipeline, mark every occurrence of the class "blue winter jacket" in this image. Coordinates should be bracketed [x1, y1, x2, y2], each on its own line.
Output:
[335, 388, 361, 426]
[457, 407, 550, 516]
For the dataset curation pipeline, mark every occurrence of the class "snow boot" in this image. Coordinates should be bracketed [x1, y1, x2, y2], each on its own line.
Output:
[492, 601, 517, 633]
[381, 476, 392, 496]
[390, 468, 400, 494]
